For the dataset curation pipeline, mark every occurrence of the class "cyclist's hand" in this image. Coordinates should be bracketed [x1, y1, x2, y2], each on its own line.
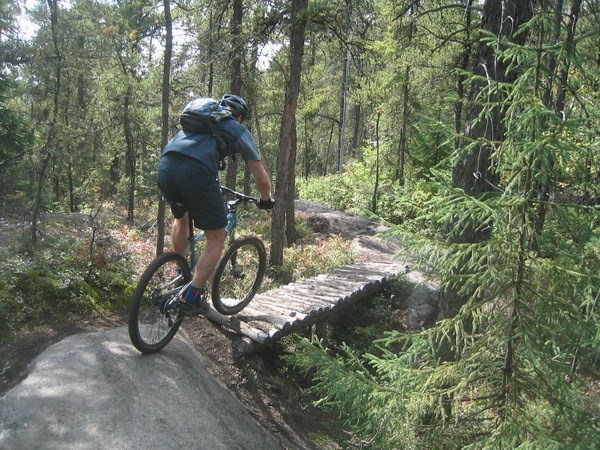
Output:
[258, 198, 275, 210]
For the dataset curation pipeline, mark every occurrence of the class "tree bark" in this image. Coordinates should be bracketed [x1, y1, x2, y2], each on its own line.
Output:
[225, 0, 244, 190]
[397, 18, 414, 184]
[156, 0, 173, 256]
[31, 0, 61, 243]
[531, 0, 582, 254]
[440, 0, 535, 322]
[337, 47, 350, 172]
[124, 85, 136, 223]
[451, 0, 533, 215]
[554, 0, 581, 114]
[371, 111, 381, 212]
[350, 104, 362, 158]
[453, 0, 474, 154]
[270, 0, 308, 266]
[206, 8, 215, 96]
[303, 115, 311, 179]
[542, 0, 564, 108]
[325, 120, 335, 175]
[398, 65, 409, 185]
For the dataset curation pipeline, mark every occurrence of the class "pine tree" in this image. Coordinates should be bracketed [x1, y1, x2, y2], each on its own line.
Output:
[288, 2, 600, 448]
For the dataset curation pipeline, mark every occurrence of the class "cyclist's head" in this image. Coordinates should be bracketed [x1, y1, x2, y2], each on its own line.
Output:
[220, 94, 250, 121]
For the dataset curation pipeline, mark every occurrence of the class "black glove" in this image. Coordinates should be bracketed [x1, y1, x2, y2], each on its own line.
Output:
[258, 198, 275, 210]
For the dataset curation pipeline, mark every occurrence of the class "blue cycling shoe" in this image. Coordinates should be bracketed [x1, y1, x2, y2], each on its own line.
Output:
[179, 285, 210, 316]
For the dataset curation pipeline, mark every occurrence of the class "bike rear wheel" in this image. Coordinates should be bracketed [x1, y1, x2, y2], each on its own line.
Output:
[128, 252, 191, 353]
[211, 236, 266, 315]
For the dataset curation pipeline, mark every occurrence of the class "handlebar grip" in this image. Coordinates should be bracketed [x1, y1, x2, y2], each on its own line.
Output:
[258, 198, 275, 210]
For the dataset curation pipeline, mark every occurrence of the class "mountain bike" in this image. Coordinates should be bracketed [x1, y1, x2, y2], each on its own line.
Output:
[128, 186, 267, 354]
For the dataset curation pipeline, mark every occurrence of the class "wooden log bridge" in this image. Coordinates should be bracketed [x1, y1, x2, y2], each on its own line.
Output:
[204, 261, 403, 351]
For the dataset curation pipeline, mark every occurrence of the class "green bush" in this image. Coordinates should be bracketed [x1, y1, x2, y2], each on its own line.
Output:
[297, 160, 439, 233]
[266, 234, 353, 286]
[328, 278, 411, 353]
[0, 234, 134, 337]
[297, 173, 356, 212]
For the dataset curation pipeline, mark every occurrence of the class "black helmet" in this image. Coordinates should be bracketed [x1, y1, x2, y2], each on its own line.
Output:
[220, 94, 250, 119]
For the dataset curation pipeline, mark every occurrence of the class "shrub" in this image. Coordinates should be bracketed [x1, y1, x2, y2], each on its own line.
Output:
[267, 234, 353, 286]
[297, 162, 439, 233]
[0, 231, 134, 337]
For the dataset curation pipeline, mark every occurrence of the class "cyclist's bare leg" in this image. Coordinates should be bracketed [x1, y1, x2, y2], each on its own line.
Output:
[171, 213, 190, 257]
[191, 228, 227, 288]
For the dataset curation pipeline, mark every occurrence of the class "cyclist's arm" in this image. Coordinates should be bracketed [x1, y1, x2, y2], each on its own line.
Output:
[247, 159, 273, 201]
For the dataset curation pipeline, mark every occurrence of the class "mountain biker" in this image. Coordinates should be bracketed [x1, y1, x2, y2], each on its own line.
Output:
[157, 94, 274, 316]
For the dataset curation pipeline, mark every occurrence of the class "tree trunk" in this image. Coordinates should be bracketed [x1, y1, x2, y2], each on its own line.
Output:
[440, 0, 535, 322]
[206, 8, 215, 96]
[31, 0, 61, 243]
[304, 116, 311, 179]
[156, 0, 173, 256]
[453, 0, 474, 153]
[124, 86, 136, 223]
[68, 161, 75, 212]
[31, 150, 52, 242]
[337, 47, 350, 172]
[554, 0, 581, 114]
[531, 0, 581, 254]
[452, 0, 533, 210]
[325, 120, 335, 175]
[397, 19, 414, 184]
[542, 0, 564, 108]
[371, 111, 381, 212]
[229, 0, 243, 94]
[397, 65, 409, 185]
[270, 0, 308, 266]
[350, 104, 362, 158]
[225, 0, 244, 190]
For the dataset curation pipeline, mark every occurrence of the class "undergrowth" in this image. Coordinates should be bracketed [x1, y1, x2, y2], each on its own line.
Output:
[225, 208, 354, 289]
[0, 206, 356, 340]
[0, 221, 137, 338]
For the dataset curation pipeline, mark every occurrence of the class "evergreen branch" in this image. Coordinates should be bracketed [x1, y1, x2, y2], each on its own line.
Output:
[406, 3, 482, 22]
[460, 400, 502, 422]
[459, 392, 502, 403]
[0, 151, 25, 167]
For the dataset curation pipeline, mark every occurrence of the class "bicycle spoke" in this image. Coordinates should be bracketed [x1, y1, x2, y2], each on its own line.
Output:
[212, 237, 266, 315]
[128, 253, 190, 353]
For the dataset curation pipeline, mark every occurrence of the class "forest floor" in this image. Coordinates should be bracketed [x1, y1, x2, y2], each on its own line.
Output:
[0, 202, 386, 449]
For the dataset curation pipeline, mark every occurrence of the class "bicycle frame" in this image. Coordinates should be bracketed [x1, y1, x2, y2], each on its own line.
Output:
[187, 186, 256, 269]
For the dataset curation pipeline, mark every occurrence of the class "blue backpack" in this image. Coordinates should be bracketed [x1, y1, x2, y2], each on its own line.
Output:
[179, 97, 233, 169]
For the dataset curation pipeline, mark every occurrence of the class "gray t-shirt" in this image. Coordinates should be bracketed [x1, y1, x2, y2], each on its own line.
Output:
[162, 117, 261, 175]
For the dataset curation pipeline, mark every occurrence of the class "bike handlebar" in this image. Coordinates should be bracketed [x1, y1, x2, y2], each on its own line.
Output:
[220, 186, 259, 207]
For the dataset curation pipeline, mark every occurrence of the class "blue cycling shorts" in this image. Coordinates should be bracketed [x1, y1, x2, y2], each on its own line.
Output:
[157, 152, 227, 230]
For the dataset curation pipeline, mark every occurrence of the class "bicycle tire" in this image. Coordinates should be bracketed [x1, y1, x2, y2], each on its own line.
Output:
[128, 252, 191, 353]
[211, 236, 266, 315]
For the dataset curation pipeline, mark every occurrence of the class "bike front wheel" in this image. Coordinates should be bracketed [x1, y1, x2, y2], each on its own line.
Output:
[128, 252, 191, 353]
[212, 236, 266, 315]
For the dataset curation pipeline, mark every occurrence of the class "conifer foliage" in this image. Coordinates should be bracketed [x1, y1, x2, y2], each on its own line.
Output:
[1, 0, 598, 445]
[289, 2, 599, 448]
